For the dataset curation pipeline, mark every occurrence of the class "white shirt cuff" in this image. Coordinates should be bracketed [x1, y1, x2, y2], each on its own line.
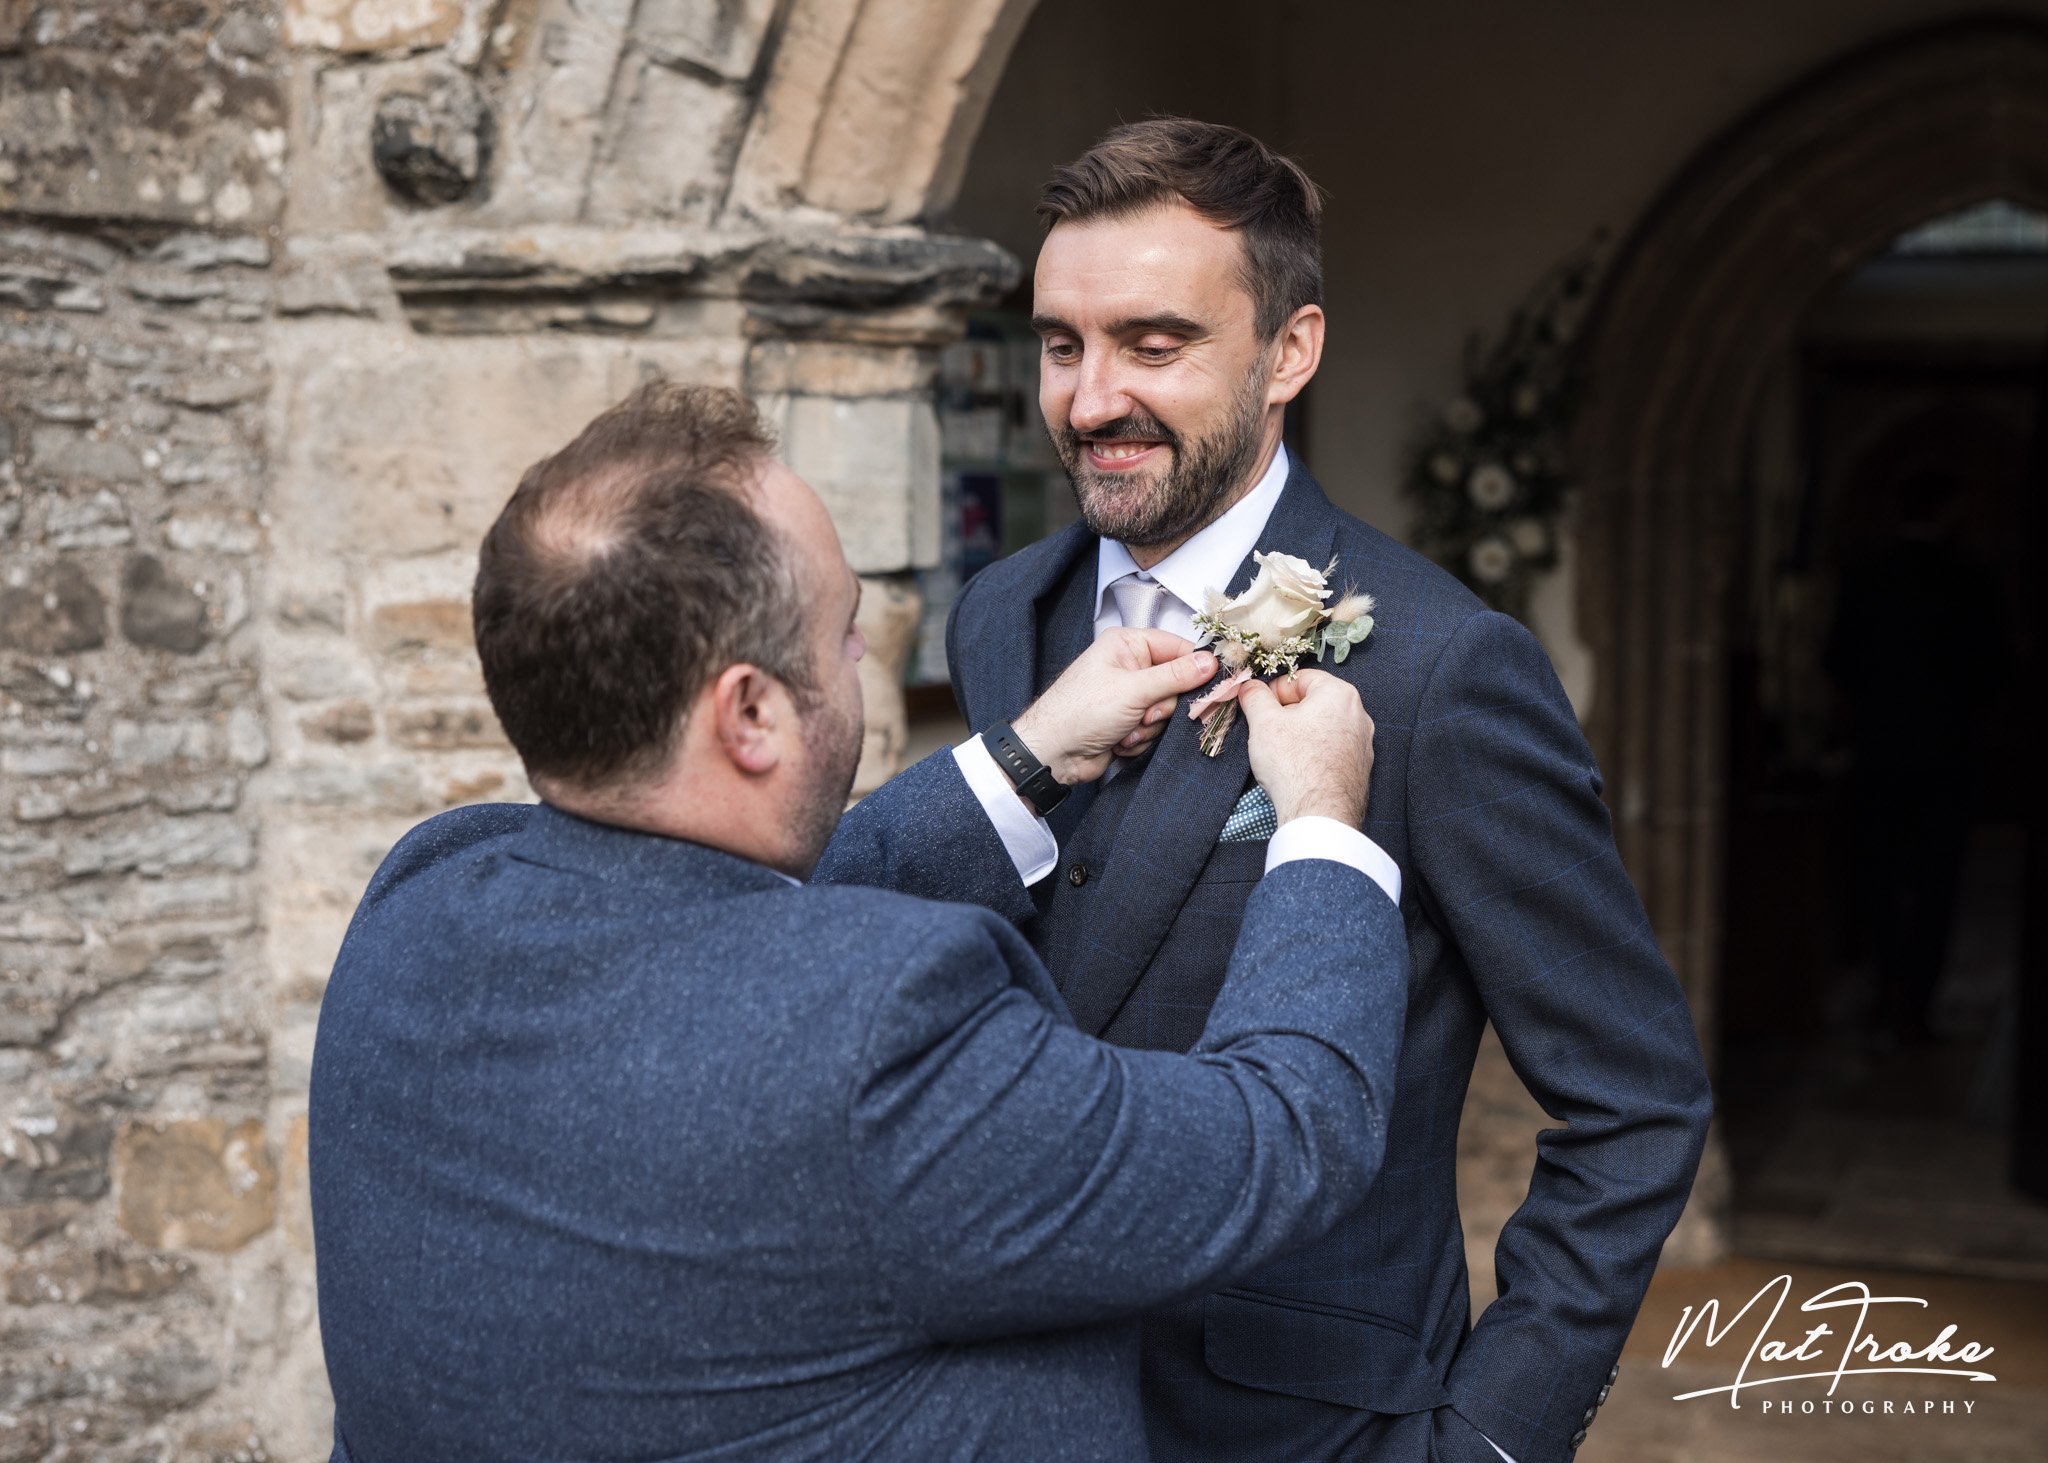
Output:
[1263, 815, 1402, 907]
[951, 738, 1060, 888]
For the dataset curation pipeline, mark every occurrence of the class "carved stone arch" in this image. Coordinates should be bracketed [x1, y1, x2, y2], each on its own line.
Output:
[726, 0, 1043, 223]
[1570, 18, 2048, 1030]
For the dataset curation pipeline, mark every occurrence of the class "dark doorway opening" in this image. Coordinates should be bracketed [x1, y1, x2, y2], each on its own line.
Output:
[1717, 220, 2048, 1276]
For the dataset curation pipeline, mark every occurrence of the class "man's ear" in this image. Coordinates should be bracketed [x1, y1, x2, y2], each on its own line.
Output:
[1268, 304, 1325, 406]
[710, 662, 784, 776]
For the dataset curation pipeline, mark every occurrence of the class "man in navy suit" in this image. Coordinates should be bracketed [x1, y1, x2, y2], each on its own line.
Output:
[310, 380, 1415, 1461]
[945, 119, 1716, 1463]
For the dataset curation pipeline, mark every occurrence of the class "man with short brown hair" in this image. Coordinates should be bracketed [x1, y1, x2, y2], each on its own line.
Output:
[309, 379, 1414, 1461]
[946, 119, 1715, 1463]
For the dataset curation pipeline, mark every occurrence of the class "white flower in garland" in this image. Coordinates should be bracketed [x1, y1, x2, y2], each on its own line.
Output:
[1428, 450, 1463, 486]
[1508, 517, 1549, 557]
[1467, 462, 1517, 511]
[1469, 537, 1515, 585]
[1511, 381, 1543, 418]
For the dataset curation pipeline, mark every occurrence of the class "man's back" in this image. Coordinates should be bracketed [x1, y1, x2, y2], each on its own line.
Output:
[311, 784, 1408, 1462]
[311, 802, 1146, 1461]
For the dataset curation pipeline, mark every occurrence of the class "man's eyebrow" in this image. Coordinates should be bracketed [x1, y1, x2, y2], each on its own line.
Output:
[1106, 312, 1206, 338]
[1030, 311, 1208, 338]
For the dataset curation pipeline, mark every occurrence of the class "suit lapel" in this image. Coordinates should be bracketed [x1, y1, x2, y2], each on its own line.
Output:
[1062, 462, 1343, 1035]
[961, 520, 1093, 729]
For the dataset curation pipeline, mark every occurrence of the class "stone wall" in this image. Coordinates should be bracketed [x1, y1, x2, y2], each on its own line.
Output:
[3, 1, 1028, 1453]
[1, 87, 300, 1463]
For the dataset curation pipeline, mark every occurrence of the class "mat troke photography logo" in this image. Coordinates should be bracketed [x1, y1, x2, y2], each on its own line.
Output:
[1663, 1273, 1998, 1417]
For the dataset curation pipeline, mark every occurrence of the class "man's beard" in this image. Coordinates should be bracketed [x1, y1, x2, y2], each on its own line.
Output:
[790, 683, 864, 874]
[1053, 366, 1271, 549]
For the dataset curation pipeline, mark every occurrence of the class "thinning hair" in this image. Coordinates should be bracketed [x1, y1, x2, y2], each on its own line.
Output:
[1038, 117, 1325, 338]
[473, 380, 808, 791]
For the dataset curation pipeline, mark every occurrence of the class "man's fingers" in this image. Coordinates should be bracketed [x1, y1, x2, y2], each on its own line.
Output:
[1272, 673, 1310, 707]
[1126, 627, 1200, 666]
[1236, 678, 1277, 725]
[1118, 720, 1166, 753]
[1129, 649, 1217, 706]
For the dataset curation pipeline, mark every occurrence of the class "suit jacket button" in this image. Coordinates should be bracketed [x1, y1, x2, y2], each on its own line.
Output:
[1597, 1385, 1610, 1406]
[1582, 1406, 1595, 1424]
[1068, 863, 1089, 887]
[1608, 1363, 1621, 1383]
[1570, 1429, 1588, 1448]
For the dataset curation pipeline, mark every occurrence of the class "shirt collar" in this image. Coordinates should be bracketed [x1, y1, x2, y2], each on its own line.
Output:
[1097, 442, 1291, 618]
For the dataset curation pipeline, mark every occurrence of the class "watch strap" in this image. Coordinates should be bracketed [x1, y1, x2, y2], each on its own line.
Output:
[982, 722, 1070, 814]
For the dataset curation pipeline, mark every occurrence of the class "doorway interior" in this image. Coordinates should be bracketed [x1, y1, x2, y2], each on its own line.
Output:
[1716, 202, 2048, 1277]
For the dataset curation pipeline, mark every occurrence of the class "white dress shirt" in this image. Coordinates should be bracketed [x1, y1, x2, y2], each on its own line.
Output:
[949, 443, 1401, 909]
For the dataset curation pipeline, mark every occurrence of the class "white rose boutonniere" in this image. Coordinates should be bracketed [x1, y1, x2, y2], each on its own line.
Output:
[1188, 550, 1377, 757]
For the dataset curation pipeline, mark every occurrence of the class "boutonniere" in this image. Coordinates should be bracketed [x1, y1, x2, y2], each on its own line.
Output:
[1187, 551, 1377, 757]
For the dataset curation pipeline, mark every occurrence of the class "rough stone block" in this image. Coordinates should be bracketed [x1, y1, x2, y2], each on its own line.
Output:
[165, 513, 264, 555]
[852, 574, 921, 797]
[636, 0, 779, 81]
[98, 1330, 225, 1411]
[285, 0, 463, 53]
[761, 393, 941, 574]
[745, 339, 934, 399]
[272, 333, 744, 561]
[273, 587, 348, 631]
[114, 1118, 276, 1252]
[0, 50, 285, 227]
[0, 1113, 110, 1207]
[0, 559, 105, 654]
[45, 488, 133, 549]
[121, 555, 210, 654]
[583, 53, 749, 224]
[392, 659, 486, 698]
[148, 233, 273, 272]
[272, 647, 372, 701]
[63, 814, 255, 877]
[111, 718, 217, 768]
[0, 738, 94, 778]
[387, 701, 504, 749]
[31, 426, 144, 483]
[278, 760, 427, 813]
[369, 599, 471, 655]
[160, 377, 268, 413]
[6, 1247, 190, 1307]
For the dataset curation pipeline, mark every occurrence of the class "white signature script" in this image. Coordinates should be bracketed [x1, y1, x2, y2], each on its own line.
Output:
[1662, 1274, 1996, 1405]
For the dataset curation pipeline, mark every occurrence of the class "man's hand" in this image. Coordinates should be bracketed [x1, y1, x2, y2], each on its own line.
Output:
[1012, 629, 1217, 790]
[1239, 670, 1374, 827]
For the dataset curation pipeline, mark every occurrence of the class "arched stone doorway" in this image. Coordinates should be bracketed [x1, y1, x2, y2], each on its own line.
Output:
[1572, 17, 2048, 1256]
[1571, 16, 2048, 1029]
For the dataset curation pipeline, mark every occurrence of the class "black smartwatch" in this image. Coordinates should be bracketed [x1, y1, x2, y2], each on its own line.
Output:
[982, 722, 1071, 814]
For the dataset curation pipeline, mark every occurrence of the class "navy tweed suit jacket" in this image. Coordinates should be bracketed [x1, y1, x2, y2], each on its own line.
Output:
[946, 462, 1715, 1463]
[309, 747, 1408, 1462]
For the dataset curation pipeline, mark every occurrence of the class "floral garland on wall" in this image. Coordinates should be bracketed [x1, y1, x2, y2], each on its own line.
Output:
[1405, 236, 1606, 620]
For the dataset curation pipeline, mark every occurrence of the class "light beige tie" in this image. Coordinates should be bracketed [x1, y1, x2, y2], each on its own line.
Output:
[1104, 574, 1179, 779]
[1110, 572, 1174, 632]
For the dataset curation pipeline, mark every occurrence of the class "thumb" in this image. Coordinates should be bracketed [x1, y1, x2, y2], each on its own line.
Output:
[1236, 677, 1278, 726]
[1129, 627, 1199, 666]
[1129, 648, 1217, 706]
